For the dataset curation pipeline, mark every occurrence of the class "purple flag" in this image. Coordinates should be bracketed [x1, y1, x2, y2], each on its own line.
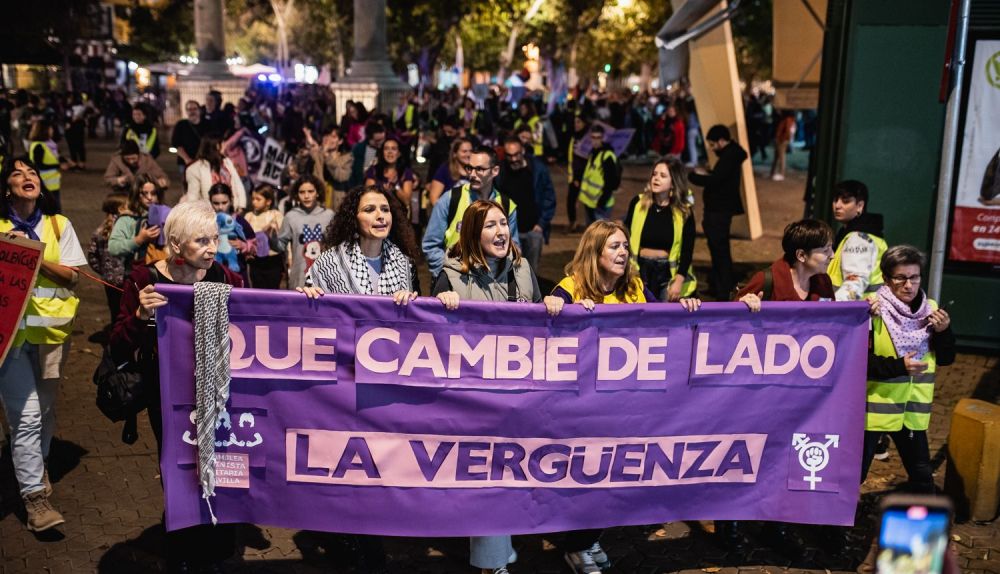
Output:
[147, 204, 172, 247]
[157, 286, 869, 535]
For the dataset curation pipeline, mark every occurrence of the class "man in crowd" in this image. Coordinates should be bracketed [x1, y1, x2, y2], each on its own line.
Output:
[829, 179, 887, 301]
[578, 125, 620, 223]
[349, 122, 386, 188]
[688, 124, 747, 300]
[170, 100, 203, 178]
[425, 117, 461, 178]
[103, 140, 169, 193]
[495, 135, 555, 271]
[422, 145, 519, 278]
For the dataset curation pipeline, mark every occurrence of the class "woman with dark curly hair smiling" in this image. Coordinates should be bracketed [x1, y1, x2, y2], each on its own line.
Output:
[298, 185, 420, 302]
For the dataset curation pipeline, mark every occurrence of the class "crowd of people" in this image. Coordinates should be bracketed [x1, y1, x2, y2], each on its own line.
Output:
[0, 82, 955, 574]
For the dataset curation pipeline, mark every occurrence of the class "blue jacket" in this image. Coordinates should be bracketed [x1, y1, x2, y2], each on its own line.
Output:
[421, 186, 520, 278]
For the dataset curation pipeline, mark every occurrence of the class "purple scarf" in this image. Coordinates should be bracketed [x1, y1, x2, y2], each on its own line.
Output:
[876, 284, 931, 358]
[7, 208, 42, 241]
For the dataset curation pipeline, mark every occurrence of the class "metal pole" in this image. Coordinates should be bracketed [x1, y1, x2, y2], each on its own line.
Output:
[928, 0, 970, 301]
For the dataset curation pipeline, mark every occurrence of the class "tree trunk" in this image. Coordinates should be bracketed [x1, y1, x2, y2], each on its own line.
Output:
[498, 22, 522, 85]
[567, 33, 580, 89]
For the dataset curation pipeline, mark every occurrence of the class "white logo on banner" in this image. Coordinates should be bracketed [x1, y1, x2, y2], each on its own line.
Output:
[182, 410, 263, 448]
[792, 433, 839, 491]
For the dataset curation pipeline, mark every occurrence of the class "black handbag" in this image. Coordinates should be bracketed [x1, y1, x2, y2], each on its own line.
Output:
[93, 345, 146, 444]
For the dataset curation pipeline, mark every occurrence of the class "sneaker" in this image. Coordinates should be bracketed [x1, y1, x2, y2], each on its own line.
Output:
[874, 434, 891, 461]
[588, 542, 611, 570]
[42, 469, 52, 498]
[772, 173, 785, 181]
[23, 490, 65, 532]
[564, 550, 602, 574]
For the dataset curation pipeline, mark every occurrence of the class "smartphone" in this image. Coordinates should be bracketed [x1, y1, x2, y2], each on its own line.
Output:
[877, 494, 952, 574]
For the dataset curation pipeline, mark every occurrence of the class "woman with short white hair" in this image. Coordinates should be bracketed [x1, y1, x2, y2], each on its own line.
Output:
[110, 200, 243, 573]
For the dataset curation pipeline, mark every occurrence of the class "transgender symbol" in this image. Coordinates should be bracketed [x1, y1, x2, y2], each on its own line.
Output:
[792, 433, 839, 491]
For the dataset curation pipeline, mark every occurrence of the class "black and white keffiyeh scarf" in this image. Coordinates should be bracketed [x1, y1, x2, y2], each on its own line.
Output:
[308, 240, 412, 295]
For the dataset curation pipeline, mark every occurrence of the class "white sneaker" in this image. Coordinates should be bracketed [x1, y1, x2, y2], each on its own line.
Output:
[564, 550, 602, 574]
[588, 542, 611, 569]
[772, 173, 785, 181]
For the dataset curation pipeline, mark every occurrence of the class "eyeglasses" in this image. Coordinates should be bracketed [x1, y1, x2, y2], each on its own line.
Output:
[889, 274, 921, 286]
[464, 165, 493, 175]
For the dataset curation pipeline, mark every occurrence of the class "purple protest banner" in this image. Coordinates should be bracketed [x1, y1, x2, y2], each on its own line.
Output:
[157, 285, 869, 535]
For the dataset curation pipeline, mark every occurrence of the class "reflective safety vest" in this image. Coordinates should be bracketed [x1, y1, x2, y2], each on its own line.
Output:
[0, 215, 79, 346]
[568, 137, 576, 181]
[515, 116, 543, 156]
[828, 230, 888, 294]
[556, 275, 647, 304]
[398, 104, 417, 133]
[866, 298, 938, 432]
[443, 184, 518, 250]
[579, 149, 617, 209]
[628, 203, 697, 297]
[124, 126, 157, 155]
[28, 141, 60, 192]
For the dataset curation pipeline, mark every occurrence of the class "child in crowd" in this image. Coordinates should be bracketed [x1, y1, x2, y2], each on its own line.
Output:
[208, 183, 256, 285]
[86, 193, 128, 323]
[275, 175, 334, 289]
[244, 184, 285, 289]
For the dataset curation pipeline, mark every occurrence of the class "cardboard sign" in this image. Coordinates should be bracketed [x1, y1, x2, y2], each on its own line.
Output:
[0, 234, 44, 364]
[256, 138, 292, 186]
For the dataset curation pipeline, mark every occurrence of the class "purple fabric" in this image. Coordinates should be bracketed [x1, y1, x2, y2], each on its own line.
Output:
[147, 204, 172, 247]
[157, 285, 869, 535]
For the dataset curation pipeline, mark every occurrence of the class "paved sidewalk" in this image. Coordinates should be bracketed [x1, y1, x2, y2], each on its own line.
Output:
[1, 135, 997, 573]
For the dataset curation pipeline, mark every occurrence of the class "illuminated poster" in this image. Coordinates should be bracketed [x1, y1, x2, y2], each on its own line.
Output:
[951, 40, 1000, 264]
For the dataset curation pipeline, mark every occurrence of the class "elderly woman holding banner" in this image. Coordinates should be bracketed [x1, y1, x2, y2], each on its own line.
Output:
[863, 245, 955, 487]
[0, 156, 87, 533]
[110, 201, 242, 573]
[549, 219, 699, 574]
[431, 198, 561, 574]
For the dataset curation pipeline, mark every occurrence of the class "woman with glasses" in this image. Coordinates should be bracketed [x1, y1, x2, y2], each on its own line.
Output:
[737, 219, 836, 309]
[731, 218, 836, 556]
[856, 245, 955, 573]
[862, 245, 954, 486]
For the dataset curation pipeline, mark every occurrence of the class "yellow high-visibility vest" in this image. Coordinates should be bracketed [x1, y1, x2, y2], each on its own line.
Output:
[579, 149, 617, 209]
[556, 275, 647, 304]
[28, 141, 60, 192]
[865, 298, 938, 432]
[628, 202, 697, 297]
[0, 215, 79, 345]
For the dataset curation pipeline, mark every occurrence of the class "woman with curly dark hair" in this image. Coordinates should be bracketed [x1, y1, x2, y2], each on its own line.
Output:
[298, 185, 419, 302]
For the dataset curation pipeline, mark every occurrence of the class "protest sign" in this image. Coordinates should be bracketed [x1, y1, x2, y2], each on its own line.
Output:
[157, 286, 869, 535]
[573, 121, 635, 159]
[0, 234, 43, 364]
[256, 138, 291, 186]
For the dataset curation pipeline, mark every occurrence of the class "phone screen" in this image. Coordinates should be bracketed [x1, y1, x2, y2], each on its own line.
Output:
[877, 505, 949, 574]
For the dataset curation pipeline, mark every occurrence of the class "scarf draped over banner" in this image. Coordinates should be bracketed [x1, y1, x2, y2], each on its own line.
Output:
[157, 286, 869, 535]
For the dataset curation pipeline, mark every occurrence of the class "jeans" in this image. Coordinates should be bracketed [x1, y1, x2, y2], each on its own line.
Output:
[470, 535, 514, 569]
[567, 181, 581, 225]
[585, 205, 612, 224]
[860, 429, 934, 492]
[519, 229, 544, 273]
[702, 212, 734, 299]
[0, 343, 66, 496]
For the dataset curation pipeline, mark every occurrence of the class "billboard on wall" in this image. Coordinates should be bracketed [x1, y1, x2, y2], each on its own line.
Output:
[950, 39, 1000, 264]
